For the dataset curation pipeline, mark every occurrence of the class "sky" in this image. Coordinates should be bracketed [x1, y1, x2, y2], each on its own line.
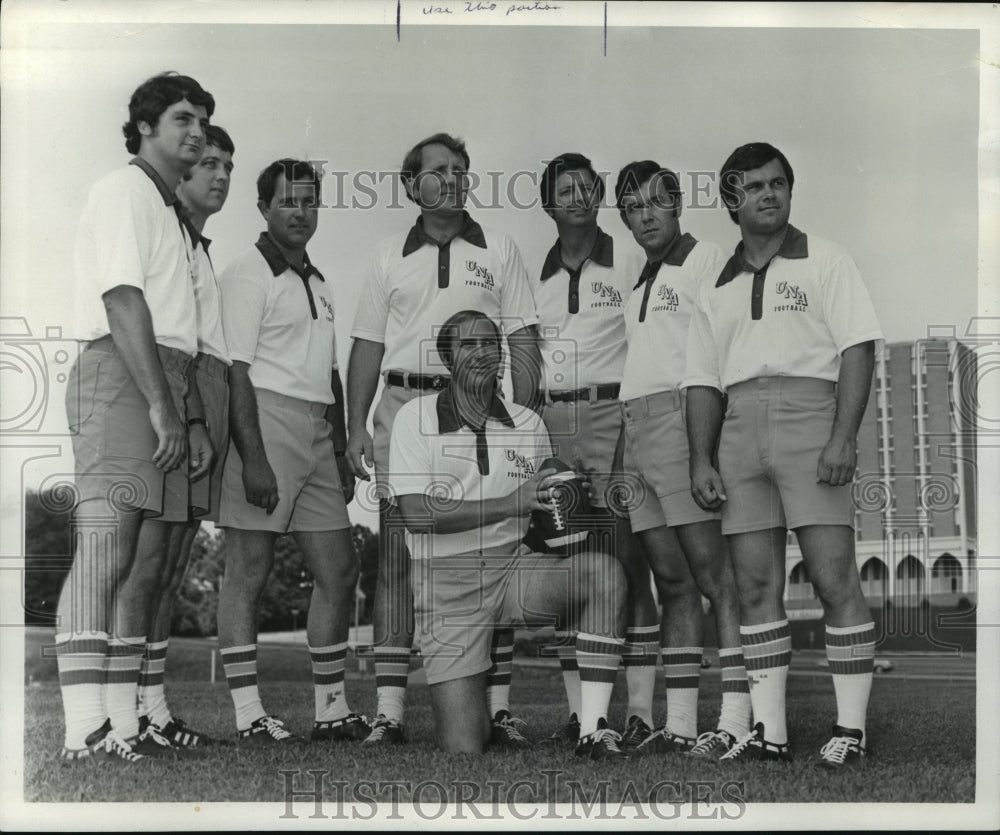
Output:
[1, 1, 998, 829]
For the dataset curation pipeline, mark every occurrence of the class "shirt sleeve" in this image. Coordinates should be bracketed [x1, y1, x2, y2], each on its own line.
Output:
[387, 402, 435, 502]
[350, 247, 390, 343]
[681, 254, 725, 391]
[497, 236, 540, 335]
[219, 255, 267, 366]
[821, 251, 884, 354]
[89, 177, 157, 296]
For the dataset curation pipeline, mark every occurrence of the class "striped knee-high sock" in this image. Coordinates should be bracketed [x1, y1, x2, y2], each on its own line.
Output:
[622, 624, 659, 727]
[717, 647, 752, 739]
[826, 622, 876, 739]
[105, 636, 145, 740]
[311, 642, 351, 723]
[555, 630, 581, 719]
[486, 628, 514, 717]
[221, 644, 266, 731]
[662, 646, 702, 738]
[740, 620, 791, 744]
[138, 639, 171, 728]
[373, 646, 410, 724]
[576, 632, 625, 736]
[55, 631, 108, 750]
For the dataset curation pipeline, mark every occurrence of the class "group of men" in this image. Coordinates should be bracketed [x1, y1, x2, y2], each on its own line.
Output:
[55, 71, 882, 772]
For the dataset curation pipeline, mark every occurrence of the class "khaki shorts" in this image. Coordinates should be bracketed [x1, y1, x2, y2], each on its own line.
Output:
[189, 353, 229, 522]
[718, 376, 853, 534]
[66, 337, 194, 522]
[372, 380, 437, 490]
[412, 546, 572, 685]
[620, 389, 720, 532]
[542, 398, 621, 509]
[219, 388, 350, 533]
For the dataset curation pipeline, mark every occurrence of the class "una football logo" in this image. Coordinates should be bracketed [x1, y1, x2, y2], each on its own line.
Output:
[466, 260, 495, 290]
[657, 285, 679, 306]
[505, 448, 536, 478]
[317, 295, 335, 322]
[774, 280, 808, 311]
[590, 281, 622, 306]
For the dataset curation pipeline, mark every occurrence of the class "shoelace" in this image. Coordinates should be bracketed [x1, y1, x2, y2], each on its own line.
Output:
[690, 731, 727, 755]
[260, 717, 293, 739]
[818, 736, 857, 765]
[719, 728, 758, 760]
[497, 715, 529, 740]
[367, 718, 397, 741]
[139, 724, 175, 748]
[636, 727, 665, 749]
[590, 728, 624, 752]
[622, 720, 650, 745]
[103, 730, 143, 761]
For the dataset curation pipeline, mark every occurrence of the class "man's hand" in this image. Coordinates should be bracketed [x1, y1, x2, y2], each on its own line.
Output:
[508, 467, 558, 517]
[690, 460, 728, 511]
[149, 402, 188, 472]
[347, 428, 374, 482]
[336, 455, 356, 504]
[188, 422, 214, 480]
[817, 436, 857, 486]
[242, 455, 279, 514]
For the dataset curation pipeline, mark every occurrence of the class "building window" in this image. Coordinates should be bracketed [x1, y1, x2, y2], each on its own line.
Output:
[931, 553, 962, 595]
[860, 558, 887, 600]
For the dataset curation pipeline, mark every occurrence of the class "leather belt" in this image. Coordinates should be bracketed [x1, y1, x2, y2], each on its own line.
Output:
[547, 383, 621, 403]
[385, 371, 452, 391]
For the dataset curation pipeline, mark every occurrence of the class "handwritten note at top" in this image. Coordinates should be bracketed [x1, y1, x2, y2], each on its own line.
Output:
[422, 1, 561, 16]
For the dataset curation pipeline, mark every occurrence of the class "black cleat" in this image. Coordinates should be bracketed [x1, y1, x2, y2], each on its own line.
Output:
[311, 713, 371, 742]
[490, 710, 533, 750]
[237, 715, 300, 744]
[815, 725, 866, 770]
[362, 714, 406, 746]
[686, 729, 738, 760]
[719, 722, 792, 763]
[574, 718, 628, 761]
[539, 712, 581, 748]
[620, 715, 654, 752]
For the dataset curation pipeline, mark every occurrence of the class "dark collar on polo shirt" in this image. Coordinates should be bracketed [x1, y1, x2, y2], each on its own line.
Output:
[129, 156, 177, 206]
[715, 224, 808, 321]
[255, 232, 326, 320]
[176, 207, 211, 254]
[402, 212, 487, 289]
[634, 232, 697, 323]
[539, 228, 614, 315]
[436, 386, 515, 476]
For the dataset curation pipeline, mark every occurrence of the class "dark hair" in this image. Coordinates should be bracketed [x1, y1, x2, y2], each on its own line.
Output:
[614, 161, 682, 227]
[540, 152, 605, 211]
[204, 124, 235, 155]
[256, 158, 322, 206]
[436, 310, 500, 372]
[122, 72, 215, 154]
[400, 133, 471, 203]
[719, 142, 794, 224]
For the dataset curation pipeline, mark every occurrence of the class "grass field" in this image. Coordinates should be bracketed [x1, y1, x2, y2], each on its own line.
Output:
[22, 629, 976, 808]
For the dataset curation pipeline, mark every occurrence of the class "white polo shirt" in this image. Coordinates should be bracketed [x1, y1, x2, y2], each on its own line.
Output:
[74, 158, 198, 355]
[620, 234, 725, 400]
[351, 211, 539, 376]
[388, 389, 552, 559]
[531, 228, 632, 392]
[684, 225, 884, 392]
[220, 233, 338, 404]
[184, 220, 230, 364]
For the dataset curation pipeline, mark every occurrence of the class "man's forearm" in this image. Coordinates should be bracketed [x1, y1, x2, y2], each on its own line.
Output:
[398, 492, 522, 535]
[228, 363, 268, 463]
[831, 341, 875, 443]
[347, 338, 384, 433]
[508, 325, 542, 411]
[103, 286, 176, 412]
[686, 385, 724, 465]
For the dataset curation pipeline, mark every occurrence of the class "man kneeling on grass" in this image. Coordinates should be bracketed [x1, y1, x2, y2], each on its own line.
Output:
[387, 310, 628, 757]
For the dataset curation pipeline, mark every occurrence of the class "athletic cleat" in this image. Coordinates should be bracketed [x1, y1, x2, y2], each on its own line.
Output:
[636, 726, 698, 754]
[130, 720, 187, 758]
[719, 722, 792, 763]
[156, 716, 228, 748]
[237, 715, 300, 745]
[539, 713, 581, 748]
[687, 730, 737, 759]
[59, 719, 111, 765]
[815, 725, 866, 770]
[311, 713, 371, 742]
[362, 714, 406, 746]
[490, 710, 533, 750]
[620, 715, 654, 751]
[62, 720, 147, 764]
[574, 718, 628, 761]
